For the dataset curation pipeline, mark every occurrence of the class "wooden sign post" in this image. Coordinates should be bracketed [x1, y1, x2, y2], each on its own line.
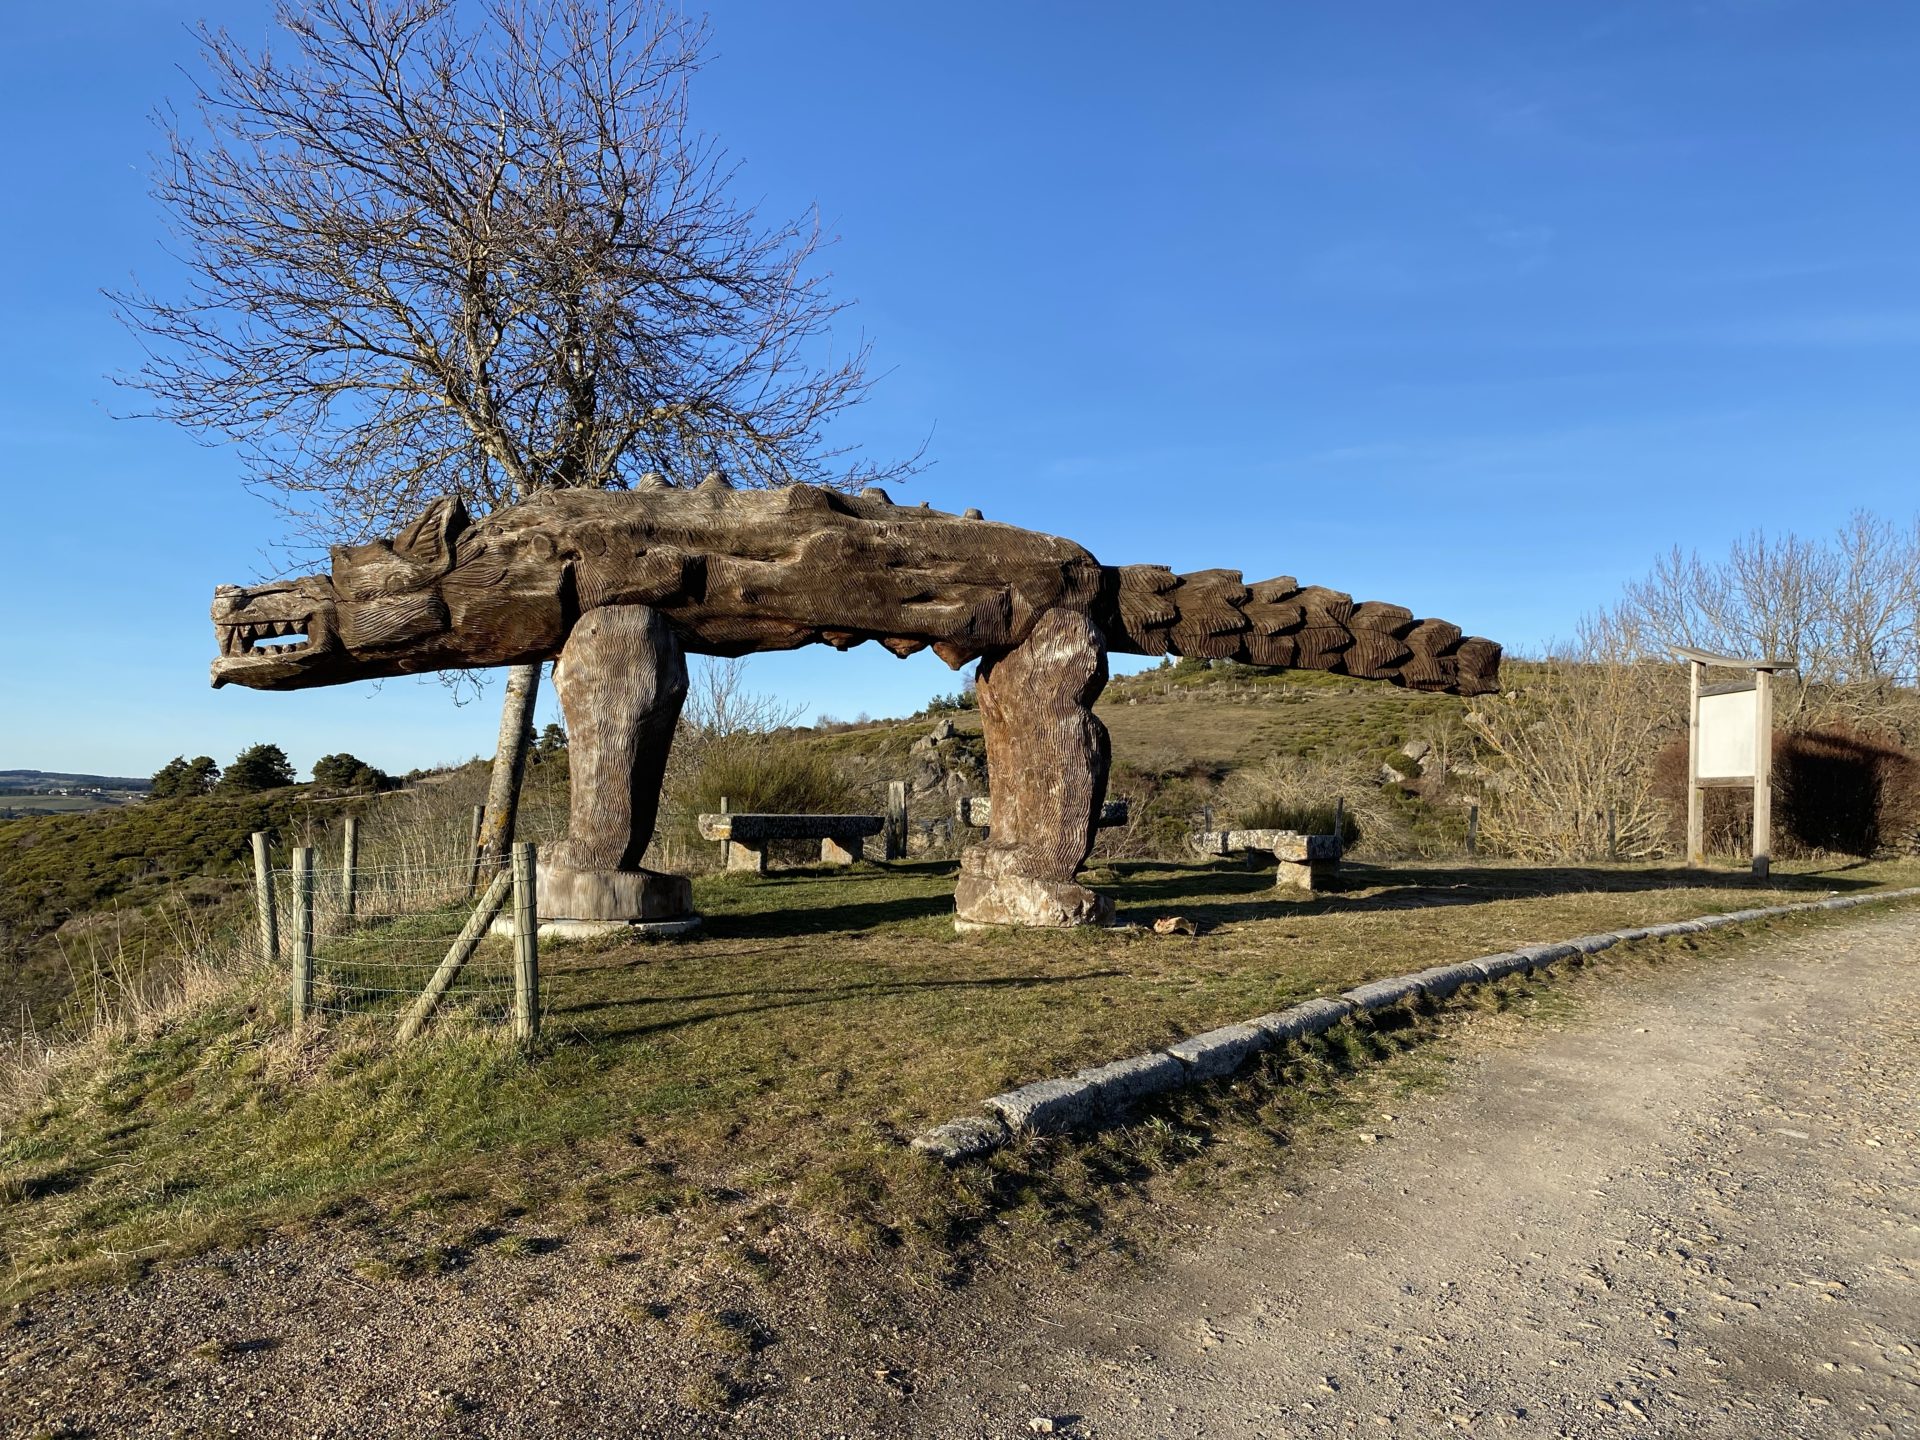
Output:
[1676, 647, 1785, 878]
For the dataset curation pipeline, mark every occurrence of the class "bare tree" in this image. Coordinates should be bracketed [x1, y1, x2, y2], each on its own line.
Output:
[116, 0, 909, 864]
[1612, 510, 1920, 733]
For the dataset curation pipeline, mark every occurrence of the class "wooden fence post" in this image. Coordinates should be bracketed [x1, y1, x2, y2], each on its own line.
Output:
[1752, 666, 1773, 879]
[1686, 658, 1706, 867]
[718, 795, 732, 869]
[291, 845, 314, 1024]
[1606, 805, 1618, 862]
[885, 781, 909, 861]
[251, 831, 279, 965]
[1466, 802, 1480, 858]
[512, 842, 540, 1046]
[341, 816, 359, 922]
[465, 805, 485, 898]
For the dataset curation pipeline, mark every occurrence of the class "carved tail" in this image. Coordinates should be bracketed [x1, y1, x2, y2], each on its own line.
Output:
[1096, 565, 1501, 696]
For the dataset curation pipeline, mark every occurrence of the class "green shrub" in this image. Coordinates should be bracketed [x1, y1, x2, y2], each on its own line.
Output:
[680, 741, 866, 826]
[220, 743, 295, 792]
[311, 752, 392, 792]
[1381, 748, 1421, 780]
[150, 755, 220, 799]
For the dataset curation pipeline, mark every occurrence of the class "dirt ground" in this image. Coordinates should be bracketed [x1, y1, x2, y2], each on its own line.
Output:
[6, 909, 1917, 1439]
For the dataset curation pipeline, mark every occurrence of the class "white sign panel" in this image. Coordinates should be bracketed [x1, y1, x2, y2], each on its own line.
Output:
[1698, 687, 1758, 780]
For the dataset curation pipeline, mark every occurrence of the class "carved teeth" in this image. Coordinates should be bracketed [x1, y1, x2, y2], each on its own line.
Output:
[222, 619, 313, 658]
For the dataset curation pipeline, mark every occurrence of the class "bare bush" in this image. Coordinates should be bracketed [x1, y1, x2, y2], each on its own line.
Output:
[1466, 633, 1680, 861]
[1217, 755, 1410, 858]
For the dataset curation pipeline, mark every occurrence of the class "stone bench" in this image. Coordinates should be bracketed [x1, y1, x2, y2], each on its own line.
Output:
[1189, 828, 1342, 891]
[696, 812, 885, 872]
[956, 796, 1130, 830]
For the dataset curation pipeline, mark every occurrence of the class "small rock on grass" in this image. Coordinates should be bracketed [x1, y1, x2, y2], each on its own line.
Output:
[910, 1114, 1008, 1162]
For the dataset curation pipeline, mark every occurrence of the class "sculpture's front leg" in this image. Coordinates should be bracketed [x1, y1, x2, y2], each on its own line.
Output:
[954, 608, 1116, 929]
[541, 604, 697, 931]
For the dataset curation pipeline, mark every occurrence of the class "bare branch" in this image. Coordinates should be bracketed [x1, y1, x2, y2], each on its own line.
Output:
[112, 0, 915, 552]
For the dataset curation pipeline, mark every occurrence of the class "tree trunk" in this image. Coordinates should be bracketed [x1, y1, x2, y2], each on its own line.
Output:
[480, 662, 542, 873]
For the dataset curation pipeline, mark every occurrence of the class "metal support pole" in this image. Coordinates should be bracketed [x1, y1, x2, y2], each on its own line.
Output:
[1333, 795, 1346, 852]
[512, 842, 540, 1045]
[1686, 660, 1706, 866]
[251, 831, 279, 964]
[1606, 805, 1617, 863]
[1466, 802, 1479, 858]
[341, 816, 359, 923]
[291, 846, 314, 1024]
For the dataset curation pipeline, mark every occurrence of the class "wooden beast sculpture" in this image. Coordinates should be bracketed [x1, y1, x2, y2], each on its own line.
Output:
[211, 482, 1499, 929]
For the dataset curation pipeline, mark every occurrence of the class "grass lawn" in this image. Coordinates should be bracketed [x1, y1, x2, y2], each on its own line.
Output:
[4, 852, 1917, 1301]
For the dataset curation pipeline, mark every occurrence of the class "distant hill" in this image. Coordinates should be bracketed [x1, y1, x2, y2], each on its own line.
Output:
[0, 769, 151, 793]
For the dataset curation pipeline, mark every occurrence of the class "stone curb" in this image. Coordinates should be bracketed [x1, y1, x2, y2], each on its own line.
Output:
[912, 885, 1920, 1163]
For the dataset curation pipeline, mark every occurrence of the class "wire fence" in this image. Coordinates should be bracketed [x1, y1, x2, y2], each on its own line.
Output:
[240, 811, 557, 1048]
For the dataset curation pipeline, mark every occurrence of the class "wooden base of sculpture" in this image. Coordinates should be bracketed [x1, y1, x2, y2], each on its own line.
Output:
[544, 603, 697, 926]
[954, 610, 1117, 929]
[534, 863, 695, 921]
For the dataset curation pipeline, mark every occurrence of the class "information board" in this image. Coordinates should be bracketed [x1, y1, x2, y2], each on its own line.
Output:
[1696, 685, 1758, 782]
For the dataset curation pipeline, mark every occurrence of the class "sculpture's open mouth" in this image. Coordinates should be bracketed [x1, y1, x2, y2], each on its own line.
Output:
[217, 619, 314, 657]
[209, 578, 341, 689]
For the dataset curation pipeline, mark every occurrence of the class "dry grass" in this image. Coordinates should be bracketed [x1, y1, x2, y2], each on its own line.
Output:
[5, 849, 1916, 1303]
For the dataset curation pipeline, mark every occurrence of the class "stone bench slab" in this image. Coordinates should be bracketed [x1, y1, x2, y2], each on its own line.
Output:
[697, 812, 885, 842]
[1188, 829, 1342, 863]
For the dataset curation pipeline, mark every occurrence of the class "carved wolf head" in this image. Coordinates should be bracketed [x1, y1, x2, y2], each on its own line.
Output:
[211, 497, 489, 689]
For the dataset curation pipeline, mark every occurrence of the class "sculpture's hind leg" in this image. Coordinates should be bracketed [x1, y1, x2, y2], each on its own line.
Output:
[541, 603, 697, 929]
[954, 608, 1116, 929]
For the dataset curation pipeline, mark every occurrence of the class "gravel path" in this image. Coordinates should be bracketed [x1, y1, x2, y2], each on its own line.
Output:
[6, 909, 1916, 1438]
[935, 908, 1920, 1438]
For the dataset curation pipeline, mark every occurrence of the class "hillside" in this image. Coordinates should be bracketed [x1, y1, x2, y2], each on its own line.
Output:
[0, 770, 151, 791]
[0, 770, 150, 819]
[0, 788, 381, 1031]
[0, 664, 1469, 1034]
[800, 657, 1486, 858]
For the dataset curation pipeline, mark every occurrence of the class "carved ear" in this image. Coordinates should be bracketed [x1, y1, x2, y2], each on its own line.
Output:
[392, 496, 469, 574]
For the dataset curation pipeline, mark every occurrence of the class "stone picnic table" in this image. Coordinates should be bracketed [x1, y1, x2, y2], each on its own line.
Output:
[697, 812, 886, 872]
[1188, 827, 1343, 891]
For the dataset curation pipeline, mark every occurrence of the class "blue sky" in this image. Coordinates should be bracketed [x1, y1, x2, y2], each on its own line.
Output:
[1, 1, 1916, 779]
